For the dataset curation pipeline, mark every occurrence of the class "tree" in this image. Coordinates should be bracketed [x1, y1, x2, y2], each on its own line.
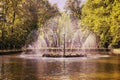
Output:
[82, 0, 120, 48]
[0, 0, 59, 49]
[64, 0, 82, 19]
[110, 0, 120, 46]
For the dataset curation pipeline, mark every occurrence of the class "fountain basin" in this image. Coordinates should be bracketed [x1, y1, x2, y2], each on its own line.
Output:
[23, 48, 111, 57]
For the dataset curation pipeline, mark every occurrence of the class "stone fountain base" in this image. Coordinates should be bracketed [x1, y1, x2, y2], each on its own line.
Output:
[42, 53, 86, 57]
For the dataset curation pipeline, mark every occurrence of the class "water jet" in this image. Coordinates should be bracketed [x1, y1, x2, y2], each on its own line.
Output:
[23, 14, 101, 57]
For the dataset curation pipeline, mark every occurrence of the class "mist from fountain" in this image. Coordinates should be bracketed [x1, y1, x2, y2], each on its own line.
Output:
[24, 13, 98, 56]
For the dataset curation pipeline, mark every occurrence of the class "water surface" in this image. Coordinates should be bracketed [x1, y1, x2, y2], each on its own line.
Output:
[0, 54, 120, 80]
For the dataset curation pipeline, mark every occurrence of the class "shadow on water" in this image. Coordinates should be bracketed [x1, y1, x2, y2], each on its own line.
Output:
[1, 54, 120, 80]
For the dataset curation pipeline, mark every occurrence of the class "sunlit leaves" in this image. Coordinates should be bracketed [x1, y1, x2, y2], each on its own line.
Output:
[82, 0, 120, 47]
[65, 0, 82, 19]
[0, 0, 59, 49]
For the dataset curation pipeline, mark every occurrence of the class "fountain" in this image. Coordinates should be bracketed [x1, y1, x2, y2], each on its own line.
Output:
[24, 14, 98, 57]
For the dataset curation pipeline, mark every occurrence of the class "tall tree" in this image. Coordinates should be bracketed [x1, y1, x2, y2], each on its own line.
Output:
[64, 0, 82, 19]
[82, 0, 120, 47]
[0, 0, 59, 49]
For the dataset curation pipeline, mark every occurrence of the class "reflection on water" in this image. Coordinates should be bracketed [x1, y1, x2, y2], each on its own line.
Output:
[0, 54, 120, 80]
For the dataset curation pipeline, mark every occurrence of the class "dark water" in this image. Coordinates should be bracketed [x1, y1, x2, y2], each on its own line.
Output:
[0, 54, 120, 80]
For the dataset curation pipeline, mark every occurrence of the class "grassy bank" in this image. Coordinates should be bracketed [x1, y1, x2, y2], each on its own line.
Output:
[0, 49, 23, 55]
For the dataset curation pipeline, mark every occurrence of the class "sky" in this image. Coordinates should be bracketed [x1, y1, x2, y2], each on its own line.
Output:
[48, 0, 66, 11]
[48, 0, 86, 11]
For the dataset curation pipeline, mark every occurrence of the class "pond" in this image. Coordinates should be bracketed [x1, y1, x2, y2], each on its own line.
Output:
[0, 53, 120, 80]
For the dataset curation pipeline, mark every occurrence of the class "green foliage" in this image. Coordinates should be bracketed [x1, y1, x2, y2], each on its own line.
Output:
[0, 0, 59, 49]
[65, 0, 82, 19]
[82, 0, 120, 48]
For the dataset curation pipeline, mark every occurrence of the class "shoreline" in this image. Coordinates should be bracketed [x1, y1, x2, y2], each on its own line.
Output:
[0, 49, 23, 55]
